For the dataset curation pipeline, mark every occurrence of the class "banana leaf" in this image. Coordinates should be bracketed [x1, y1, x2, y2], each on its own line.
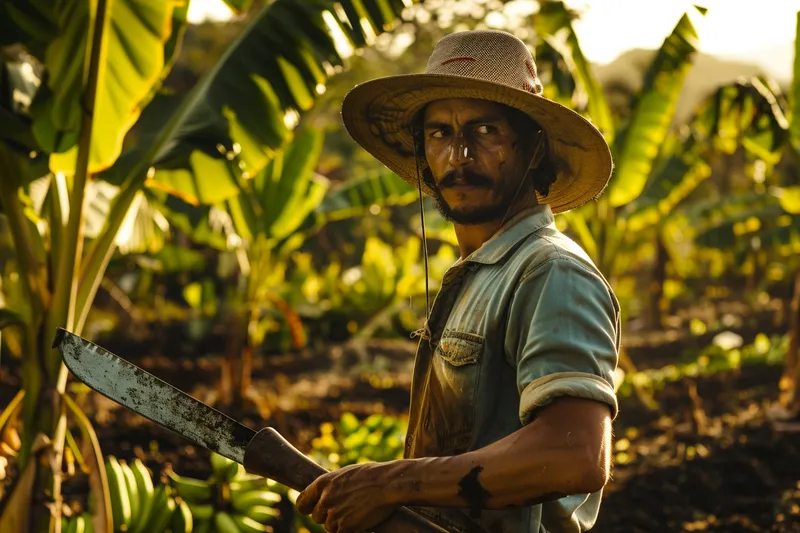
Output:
[533, 1, 613, 141]
[626, 77, 789, 229]
[607, 6, 705, 207]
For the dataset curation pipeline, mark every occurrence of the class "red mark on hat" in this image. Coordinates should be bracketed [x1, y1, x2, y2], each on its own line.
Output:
[441, 56, 476, 66]
[526, 60, 537, 78]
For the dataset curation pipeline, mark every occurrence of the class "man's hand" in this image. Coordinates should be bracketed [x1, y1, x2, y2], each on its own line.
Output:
[295, 461, 401, 533]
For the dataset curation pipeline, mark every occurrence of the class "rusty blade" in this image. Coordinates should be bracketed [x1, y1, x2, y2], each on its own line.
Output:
[53, 327, 255, 464]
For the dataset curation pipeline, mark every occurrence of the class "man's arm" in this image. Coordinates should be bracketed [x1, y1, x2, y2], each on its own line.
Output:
[387, 396, 611, 512]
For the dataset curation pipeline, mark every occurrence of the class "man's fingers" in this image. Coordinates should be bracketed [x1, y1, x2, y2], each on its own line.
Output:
[312, 498, 329, 525]
[296, 478, 323, 514]
[324, 511, 340, 533]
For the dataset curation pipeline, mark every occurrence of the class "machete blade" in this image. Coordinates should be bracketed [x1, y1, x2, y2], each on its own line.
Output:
[53, 327, 255, 464]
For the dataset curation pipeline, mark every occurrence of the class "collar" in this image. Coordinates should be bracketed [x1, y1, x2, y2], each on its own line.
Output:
[457, 203, 555, 266]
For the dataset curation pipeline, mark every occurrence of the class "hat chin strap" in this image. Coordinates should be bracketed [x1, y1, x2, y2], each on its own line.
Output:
[499, 129, 544, 228]
[413, 140, 431, 325]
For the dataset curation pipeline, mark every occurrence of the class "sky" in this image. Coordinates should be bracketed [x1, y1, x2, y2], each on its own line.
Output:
[187, 0, 799, 80]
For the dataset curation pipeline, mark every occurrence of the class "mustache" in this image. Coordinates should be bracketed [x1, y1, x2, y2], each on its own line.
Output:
[438, 169, 494, 189]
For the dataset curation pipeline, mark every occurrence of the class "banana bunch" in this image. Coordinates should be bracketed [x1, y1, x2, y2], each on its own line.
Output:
[167, 452, 284, 533]
[104, 455, 191, 533]
[61, 512, 95, 533]
[311, 412, 407, 469]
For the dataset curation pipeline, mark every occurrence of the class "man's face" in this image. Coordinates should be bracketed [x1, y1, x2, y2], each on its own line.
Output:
[422, 98, 535, 225]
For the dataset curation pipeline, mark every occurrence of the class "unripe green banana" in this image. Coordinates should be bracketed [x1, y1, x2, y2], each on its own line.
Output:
[265, 479, 289, 496]
[119, 461, 140, 531]
[231, 490, 281, 513]
[229, 478, 268, 500]
[143, 485, 175, 532]
[81, 512, 95, 533]
[63, 516, 75, 533]
[186, 501, 215, 521]
[105, 456, 132, 532]
[129, 459, 155, 533]
[72, 514, 87, 533]
[171, 498, 194, 533]
[243, 504, 280, 523]
[210, 453, 239, 481]
[233, 514, 273, 533]
[214, 511, 240, 533]
[168, 471, 214, 503]
[192, 519, 212, 533]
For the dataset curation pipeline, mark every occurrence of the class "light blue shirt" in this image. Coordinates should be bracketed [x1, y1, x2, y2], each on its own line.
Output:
[405, 203, 620, 533]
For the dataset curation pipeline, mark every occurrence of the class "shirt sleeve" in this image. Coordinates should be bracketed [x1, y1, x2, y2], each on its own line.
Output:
[504, 256, 620, 425]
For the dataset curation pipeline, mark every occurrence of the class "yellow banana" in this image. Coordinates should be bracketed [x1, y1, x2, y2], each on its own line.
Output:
[168, 471, 214, 503]
[233, 514, 273, 533]
[129, 459, 155, 533]
[243, 505, 280, 523]
[105, 456, 132, 531]
[214, 511, 241, 533]
[186, 501, 215, 521]
[171, 498, 194, 533]
[119, 461, 140, 531]
[231, 490, 281, 513]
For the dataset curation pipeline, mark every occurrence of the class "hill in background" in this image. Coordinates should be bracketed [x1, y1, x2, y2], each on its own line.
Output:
[594, 47, 790, 126]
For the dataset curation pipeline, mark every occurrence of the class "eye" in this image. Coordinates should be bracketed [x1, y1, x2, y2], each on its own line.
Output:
[429, 129, 447, 139]
[475, 125, 495, 134]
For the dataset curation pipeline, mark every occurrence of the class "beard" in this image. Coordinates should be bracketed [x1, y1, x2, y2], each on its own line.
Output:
[429, 168, 528, 226]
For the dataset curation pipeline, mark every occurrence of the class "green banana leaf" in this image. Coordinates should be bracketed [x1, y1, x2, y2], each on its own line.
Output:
[625, 77, 789, 230]
[16, 0, 180, 174]
[607, 6, 705, 207]
[778, 186, 800, 214]
[315, 171, 417, 218]
[533, 1, 613, 141]
[533, 39, 579, 111]
[790, 12, 800, 151]
[136, 0, 420, 202]
[693, 192, 799, 254]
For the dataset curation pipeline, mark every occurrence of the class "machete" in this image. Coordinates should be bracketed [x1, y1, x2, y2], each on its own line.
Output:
[53, 327, 449, 533]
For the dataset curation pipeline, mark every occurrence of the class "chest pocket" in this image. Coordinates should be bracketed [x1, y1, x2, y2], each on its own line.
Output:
[429, 330, 484, 453]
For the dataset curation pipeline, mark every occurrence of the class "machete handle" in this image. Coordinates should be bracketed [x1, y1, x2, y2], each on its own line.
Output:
[243, 427, 449, 533]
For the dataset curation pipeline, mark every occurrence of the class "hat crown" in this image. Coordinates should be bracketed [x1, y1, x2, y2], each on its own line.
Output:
[425, 30, 543, 95]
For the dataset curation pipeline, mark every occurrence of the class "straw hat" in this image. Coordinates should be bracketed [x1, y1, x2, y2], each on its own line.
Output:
[340, 30, 613, 214]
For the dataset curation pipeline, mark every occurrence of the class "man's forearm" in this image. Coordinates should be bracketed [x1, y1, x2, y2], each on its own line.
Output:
[387, 403, 610, 512]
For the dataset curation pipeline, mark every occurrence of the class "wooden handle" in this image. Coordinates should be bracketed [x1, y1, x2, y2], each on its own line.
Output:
[242, 427, 450, 533]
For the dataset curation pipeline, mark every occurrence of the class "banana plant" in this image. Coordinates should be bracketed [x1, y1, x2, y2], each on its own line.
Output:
[0, 0, 421, 530]
[534, 3, 788, 317]
[689, 11, 800, 415]
[159, 126, 419, 408]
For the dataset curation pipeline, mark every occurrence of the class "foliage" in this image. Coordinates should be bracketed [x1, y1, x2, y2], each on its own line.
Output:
[0, 0, 423, 530]
[309, 412, 408, 469]
[532, 3, 792, 328]
[617, 333, 789, 399]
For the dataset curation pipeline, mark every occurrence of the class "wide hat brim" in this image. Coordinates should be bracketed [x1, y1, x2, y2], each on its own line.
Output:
[341, 73, 613, 214]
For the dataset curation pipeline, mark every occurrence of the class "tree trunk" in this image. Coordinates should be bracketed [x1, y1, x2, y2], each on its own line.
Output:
[779, 266, 800, 414]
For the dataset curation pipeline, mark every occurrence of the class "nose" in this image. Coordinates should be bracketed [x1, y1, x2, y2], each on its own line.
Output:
[448, 134, 475, 168]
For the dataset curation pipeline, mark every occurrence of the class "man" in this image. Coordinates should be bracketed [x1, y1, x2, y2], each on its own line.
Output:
[296, 29, 620, 533]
